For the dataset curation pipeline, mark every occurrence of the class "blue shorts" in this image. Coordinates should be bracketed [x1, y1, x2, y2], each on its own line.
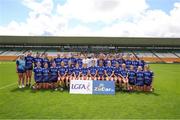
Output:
[35, 76, 43, 83]
[128, 78, 135, 85]
[25, 66, 33, 70]
[98, 74, 104, 77]
[129, 80, 135, 85]
[36, 81, 42, 83]
[90, 74, 96, 77]
[49, 76, 58, 82]
[17, 69, 26, 73]
[144, 80, 152, 86]
[136, 80, 144, 86]
[42, 77, 49, 83]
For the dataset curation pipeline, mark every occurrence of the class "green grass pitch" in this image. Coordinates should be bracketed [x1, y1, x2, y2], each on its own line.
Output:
[0, 62, 180, 119]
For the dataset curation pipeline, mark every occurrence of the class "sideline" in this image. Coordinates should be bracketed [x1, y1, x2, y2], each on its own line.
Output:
[0, 83, 17, 90]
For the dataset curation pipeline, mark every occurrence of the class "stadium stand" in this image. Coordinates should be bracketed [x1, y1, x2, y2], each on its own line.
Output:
[0, 36, 180, 63]
[133, 50, 161, 62]
[173, 50, 180, 57]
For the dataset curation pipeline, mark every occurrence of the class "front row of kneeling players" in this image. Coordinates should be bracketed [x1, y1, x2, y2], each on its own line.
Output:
[33, 60, 154, 92]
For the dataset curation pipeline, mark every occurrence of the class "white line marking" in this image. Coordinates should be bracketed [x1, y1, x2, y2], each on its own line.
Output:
[0, 83, 17, 90]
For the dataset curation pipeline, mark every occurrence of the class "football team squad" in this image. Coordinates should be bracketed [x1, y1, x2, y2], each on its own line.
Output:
[16, 51, 154, 92]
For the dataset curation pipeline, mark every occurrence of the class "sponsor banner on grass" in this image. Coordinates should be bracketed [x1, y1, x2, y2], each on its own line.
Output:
[70, 80, 115, 95]
[93, 80, 115, 95]
[70, 80, 93, 94]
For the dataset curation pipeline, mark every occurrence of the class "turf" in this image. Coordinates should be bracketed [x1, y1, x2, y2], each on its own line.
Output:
[0, 62, 180, 119]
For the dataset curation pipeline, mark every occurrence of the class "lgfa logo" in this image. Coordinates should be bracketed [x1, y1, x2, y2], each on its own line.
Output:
[71, 83, 91, 91]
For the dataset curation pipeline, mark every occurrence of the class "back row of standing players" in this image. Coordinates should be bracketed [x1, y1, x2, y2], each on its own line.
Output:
[16, 51, 154, 91]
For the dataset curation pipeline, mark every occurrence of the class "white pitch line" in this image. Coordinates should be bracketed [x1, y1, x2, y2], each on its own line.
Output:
[0, 82, 17, 90]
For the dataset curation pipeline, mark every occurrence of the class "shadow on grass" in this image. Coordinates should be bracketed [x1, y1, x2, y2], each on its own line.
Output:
[10, 87, 30, 92]
[10, 87, 68, 94]
[29, 89, 68, 94]
[118, 90, 160, 96]
[10, 87, 159, 96]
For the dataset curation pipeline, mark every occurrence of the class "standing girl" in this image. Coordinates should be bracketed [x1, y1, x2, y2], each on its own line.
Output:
[16, 54, 26, 88]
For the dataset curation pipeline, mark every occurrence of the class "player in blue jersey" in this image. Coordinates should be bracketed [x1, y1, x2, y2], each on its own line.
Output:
[33, 62, 43, 89]
[54, 53, 62, 67]
[76, 54, 83, 68]
[88, 60, 97, 80]
[49, 62, 58, 89]
[25, 51, 34, 87]
[120, 63, 128, 90]
[128, 65, 136, 91]
[69, 54, 76, 67]
[81, 63, 89, 80]
[73, 63, 81, 80]
[105, 61, 114, 81]
[131, 56, 139, 71]
[104, 55, 110, 66]
[66, 61, 74, 87]
[136, 66, 144, 91]
[97, 59, 105, 67]
[138, 59, 145, 69]
[97, 53, 105, 66]
[111, 56, 117, 67]
[42, 63, 50, 89]
[33, 52, 43, 67]
[62, 54, 69, 67]
[113, 62, 122, 86]
[144, 65, 154, 92]
[16, 54, 26, 88]
[42, 52, 50, 68]
[117, 55, 124, 66]
[124, 56, 132, 70]
[97, 61, 105, 80]
[58, 61, 67, 88]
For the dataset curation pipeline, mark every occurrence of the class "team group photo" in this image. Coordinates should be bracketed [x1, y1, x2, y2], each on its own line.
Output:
[16, 51, 154, 92]
[1, 0, 180, 119]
